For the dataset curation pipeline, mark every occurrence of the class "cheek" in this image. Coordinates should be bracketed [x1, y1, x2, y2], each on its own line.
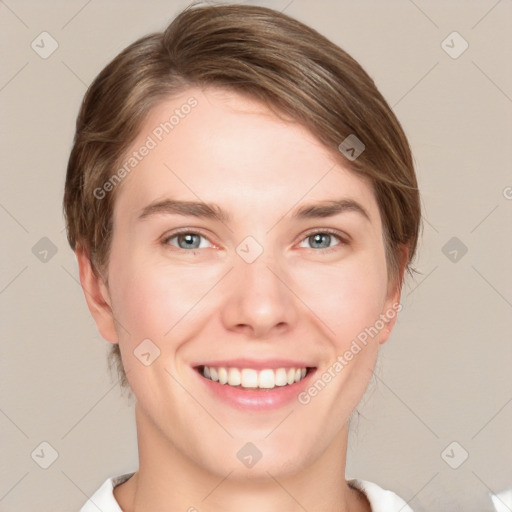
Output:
[108, 235, 388, 350]
[107, 259, 209, 393]
[292, 250, 388, 346]
[108, 251, 220, 341]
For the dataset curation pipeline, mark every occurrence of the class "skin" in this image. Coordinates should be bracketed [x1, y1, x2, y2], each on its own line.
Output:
[77, 86, 407, 512]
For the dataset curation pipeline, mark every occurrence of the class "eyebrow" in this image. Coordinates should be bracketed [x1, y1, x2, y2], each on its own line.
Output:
[137, 197, 371, 223]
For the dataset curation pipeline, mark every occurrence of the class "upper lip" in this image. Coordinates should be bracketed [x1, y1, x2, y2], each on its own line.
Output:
[193, 358, 316, 370]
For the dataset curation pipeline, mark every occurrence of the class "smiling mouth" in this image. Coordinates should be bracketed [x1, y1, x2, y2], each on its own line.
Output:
[195, 365, 316, 390]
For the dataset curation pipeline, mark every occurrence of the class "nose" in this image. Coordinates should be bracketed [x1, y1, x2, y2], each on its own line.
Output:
[220, 251, 298, 338]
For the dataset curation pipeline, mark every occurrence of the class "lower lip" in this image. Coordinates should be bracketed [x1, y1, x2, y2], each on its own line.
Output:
[193, 367, 317, 411]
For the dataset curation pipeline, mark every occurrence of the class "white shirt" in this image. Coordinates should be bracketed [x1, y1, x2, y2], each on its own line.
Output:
[79, 472, 414, 511]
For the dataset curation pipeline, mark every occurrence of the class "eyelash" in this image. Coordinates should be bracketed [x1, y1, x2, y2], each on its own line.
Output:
[161, 228, 349, 254]
[301, 229, 349, 254]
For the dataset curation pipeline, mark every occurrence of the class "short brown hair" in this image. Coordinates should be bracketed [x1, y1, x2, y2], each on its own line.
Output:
[63, 2, 422, 392]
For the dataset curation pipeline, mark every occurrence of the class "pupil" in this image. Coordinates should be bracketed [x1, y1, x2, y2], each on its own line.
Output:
[180, 234, 199, 249]
[312, 233, 329, 248]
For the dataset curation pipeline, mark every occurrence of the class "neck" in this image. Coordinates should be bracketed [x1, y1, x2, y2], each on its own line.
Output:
[114, 402, 371, 512]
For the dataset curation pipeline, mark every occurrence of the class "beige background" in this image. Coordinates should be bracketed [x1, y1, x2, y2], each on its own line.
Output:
[1, 1, 511, 511]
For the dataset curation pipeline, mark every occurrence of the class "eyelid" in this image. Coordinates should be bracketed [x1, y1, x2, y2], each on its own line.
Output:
[161, 227, 216, 248]
[300, 227, 350, 245]
[161, 227, 350, 252]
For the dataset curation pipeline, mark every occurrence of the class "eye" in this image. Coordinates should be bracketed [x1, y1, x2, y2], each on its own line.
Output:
[298, 229, 348, 253]
[162, 230, 213, 251]
[161, 228, 349, 254]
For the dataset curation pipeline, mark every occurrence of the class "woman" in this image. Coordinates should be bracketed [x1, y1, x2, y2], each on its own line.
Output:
[64, 3, 421, 511]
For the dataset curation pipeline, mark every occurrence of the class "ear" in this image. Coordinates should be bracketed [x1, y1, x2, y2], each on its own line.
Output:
[75, 246, 118, 344]
[378, 245, 409, 345]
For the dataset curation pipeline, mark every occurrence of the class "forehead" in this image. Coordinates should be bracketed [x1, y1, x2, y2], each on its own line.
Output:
[112, 86, 379, 227]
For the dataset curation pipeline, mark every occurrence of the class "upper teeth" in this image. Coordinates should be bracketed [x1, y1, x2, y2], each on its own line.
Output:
[202, 366, 307, 389]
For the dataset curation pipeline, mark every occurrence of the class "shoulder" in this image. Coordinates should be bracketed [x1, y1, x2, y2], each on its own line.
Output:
[79, 472, 135, 512]
[347, 478, 414, 512]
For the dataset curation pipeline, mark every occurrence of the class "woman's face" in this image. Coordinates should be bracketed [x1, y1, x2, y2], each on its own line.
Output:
[99, 86, 402, 479]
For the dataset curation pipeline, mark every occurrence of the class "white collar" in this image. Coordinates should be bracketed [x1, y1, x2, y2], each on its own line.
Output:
[80, 472, 414, 512]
